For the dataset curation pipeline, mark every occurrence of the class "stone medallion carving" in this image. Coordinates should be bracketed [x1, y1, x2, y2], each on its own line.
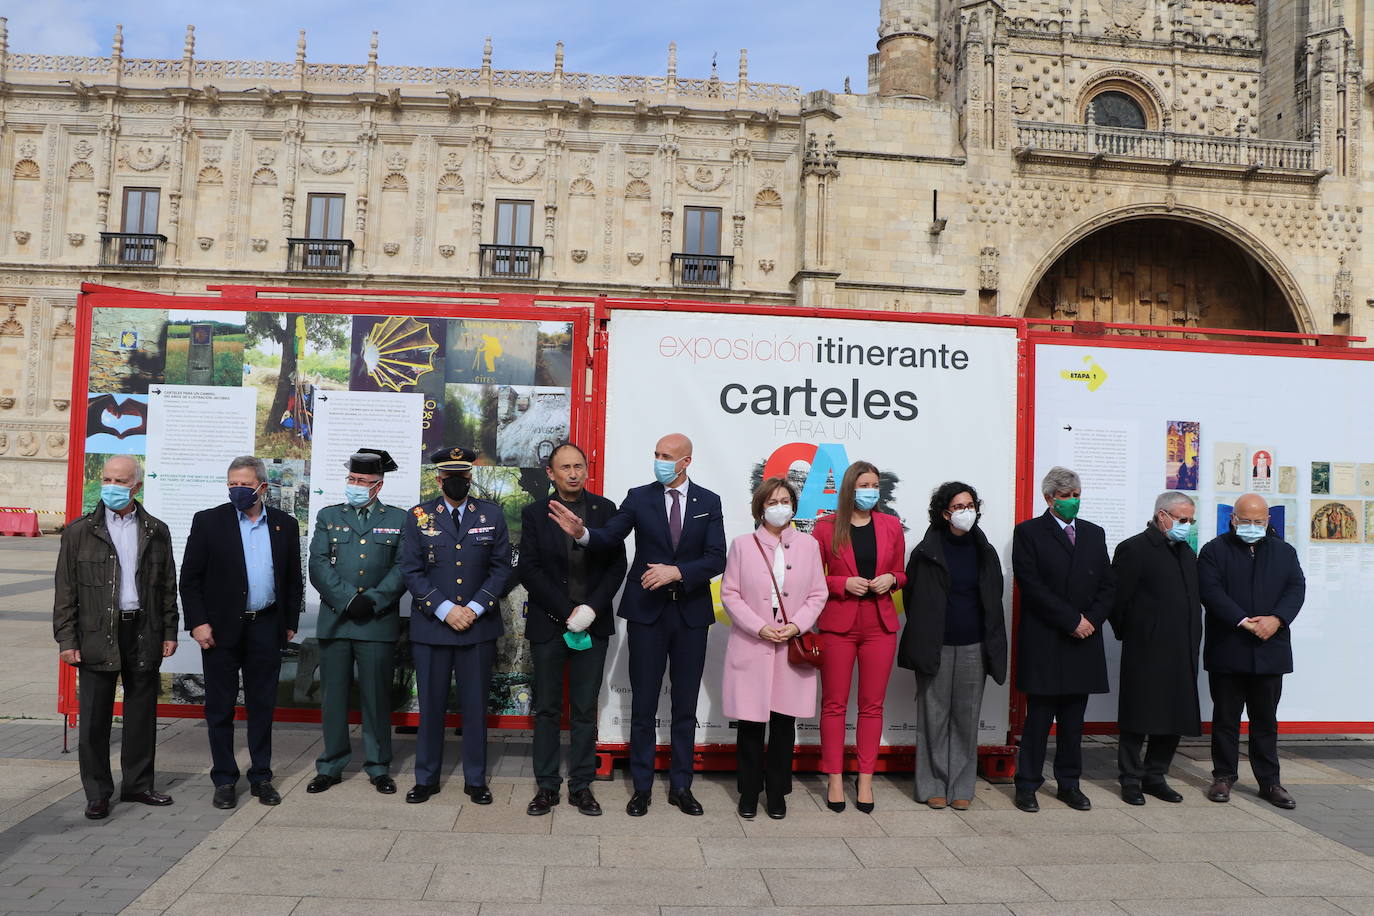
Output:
[677, 164, 732, 192]
[118, 144, 170, 172]
[303, 148, 354, 174]
[489, 152, 545, 184]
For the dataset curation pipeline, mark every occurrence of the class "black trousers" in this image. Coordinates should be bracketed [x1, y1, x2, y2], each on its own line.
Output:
[735, 712, 795, 801]
[1118, 731, 1181, 787]
[202, 610, 282, 787]
[627, 613, 709, 793]
[1015, 692, 1088, 792]
[531, 634, 609, 793]
[1209, 672, 1283, 785]
[78, 617, 160, 802]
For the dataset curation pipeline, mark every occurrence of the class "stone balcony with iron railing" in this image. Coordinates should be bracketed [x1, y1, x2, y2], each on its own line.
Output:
[1013, 121, 1323, 180]
[0, 21, 801, 113]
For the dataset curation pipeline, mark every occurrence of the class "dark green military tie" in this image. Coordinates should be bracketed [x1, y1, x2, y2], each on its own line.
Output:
[358, 506, 369, 525]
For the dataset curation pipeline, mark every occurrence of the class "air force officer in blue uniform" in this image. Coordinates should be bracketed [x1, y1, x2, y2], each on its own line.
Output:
[401, 446, 512, 804]
[549, 433, 726, 816]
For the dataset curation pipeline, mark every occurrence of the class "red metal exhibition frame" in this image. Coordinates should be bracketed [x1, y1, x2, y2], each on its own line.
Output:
[1023, 319, 1374, 735]
[61, 283, 594, 732]
[586, 297, 1031, 777]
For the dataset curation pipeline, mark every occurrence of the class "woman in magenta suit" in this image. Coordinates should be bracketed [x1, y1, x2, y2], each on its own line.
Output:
[812, 461, 907, 813]
[720, 477, 828, 820]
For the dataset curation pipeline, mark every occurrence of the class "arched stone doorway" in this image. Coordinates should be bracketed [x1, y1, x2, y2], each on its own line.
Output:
[1023, 213, 1305, 333]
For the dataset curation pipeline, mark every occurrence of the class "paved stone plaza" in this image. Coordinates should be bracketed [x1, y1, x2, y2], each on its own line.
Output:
[4, 537, 1374, 914]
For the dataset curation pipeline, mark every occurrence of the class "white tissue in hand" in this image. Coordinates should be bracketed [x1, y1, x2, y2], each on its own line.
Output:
[566, 604, 596, 633]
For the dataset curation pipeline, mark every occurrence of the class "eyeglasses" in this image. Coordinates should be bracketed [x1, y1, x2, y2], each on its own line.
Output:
[948, 503, 977, 513]
[345, 476, 380, 486]
[1159, 509, 1194, 524]
[1233, 517, 1269, 526]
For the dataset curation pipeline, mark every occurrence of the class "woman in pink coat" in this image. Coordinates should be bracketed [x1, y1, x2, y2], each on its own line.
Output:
[720, 477, 828, 820]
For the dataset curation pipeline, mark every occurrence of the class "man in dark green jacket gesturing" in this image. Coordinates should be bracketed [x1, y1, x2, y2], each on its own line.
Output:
[307, 449, 408, 795]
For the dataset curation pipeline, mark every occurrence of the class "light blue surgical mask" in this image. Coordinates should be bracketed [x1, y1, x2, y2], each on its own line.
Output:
[654, 458, 681, 486]
[1165, 519, 1192, 543]
[344, 483, 375, 507]
[101, 484, 132, 512]
[1235, 522, 1266, 544]
[854, 487, 879, 511]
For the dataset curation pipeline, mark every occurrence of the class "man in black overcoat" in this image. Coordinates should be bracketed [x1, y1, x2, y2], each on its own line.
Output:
[1198, 492, 1305, 809]
[1011, 466, 1114, 813]
[1109, 491, 1203, 806]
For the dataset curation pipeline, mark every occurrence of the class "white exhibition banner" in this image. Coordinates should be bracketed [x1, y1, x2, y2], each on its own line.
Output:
[304, 389, 425, 635]
[598, 310, 1020, 747]
[1033, 342, 1374, 725]
[144, 384, 258, 673]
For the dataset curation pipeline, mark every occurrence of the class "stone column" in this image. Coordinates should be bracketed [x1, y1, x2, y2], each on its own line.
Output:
[876, 0, 938, 99]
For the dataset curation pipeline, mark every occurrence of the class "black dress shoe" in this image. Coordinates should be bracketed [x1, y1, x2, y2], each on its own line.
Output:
[250, 781, 281, 806]
[1056, 787, 1092, 811]
[626, 790, 651, 817]
[1259, 784, 1296, 810]
[737, 793, 758, 819]
[668, 787, 704, 816]
[84, 798, 110, 820]
[1013, 790, 1040, 813]
[527, 788, 559, 816]
[1121, 785, 1146, 806]
[120, 790, 173, 806]
[568, 788, 602, 816]
[306, 774, 341, 794]
[464, 784, 493, 805]
[212, 785, 237, 810]
[406, 783, 440, 804]
[1143, 782, 1184, 804]
[766, 795, 787, 820]
[371, 775, 397, 795]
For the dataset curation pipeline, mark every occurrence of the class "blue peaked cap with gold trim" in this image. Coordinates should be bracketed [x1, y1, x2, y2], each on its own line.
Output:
[428, 445, 476, 472]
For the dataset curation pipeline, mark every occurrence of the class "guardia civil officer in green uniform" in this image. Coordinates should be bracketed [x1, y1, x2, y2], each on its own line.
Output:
[306, 449, 408, 795]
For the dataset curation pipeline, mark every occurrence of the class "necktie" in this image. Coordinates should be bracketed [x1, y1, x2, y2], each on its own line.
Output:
[1065, 523, 1076, 546]
[358, 506, 369, 525]
[669, 489, 682, 549]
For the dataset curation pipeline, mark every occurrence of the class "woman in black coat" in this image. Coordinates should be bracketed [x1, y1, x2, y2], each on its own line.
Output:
[897, 481, 1008, 810]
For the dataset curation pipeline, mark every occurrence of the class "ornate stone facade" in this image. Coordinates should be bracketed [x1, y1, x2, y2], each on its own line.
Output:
[0, 4, 1368, 513]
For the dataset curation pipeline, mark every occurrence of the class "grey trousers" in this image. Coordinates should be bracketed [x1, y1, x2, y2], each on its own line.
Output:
[915, 643, 987, 803]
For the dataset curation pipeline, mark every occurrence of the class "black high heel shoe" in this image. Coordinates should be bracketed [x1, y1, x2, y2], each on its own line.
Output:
[825, 780, 846, 813]
[854, 777, 875, 814]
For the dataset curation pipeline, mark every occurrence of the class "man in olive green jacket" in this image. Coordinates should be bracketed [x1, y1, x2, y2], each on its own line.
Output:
[54, 455, 179, 819]
[306, 449, 408, 794]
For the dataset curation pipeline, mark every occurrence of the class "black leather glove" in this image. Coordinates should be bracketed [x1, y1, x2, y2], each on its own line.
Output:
[345, 593, 375, 621]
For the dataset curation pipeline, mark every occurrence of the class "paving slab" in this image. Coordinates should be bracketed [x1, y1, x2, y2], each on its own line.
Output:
[919, 864, 1051, 904]
[842, 836, 963, 868]
[598, 835, 705, 868]
[761, 866, 944, 906]
[700, 836, 861, 868]
[1114, 899, 1352, 915]
[1021, 863, 1261, 901]
[290, 900, 477, 916]
[389, 831, 598, 865]
[541, 865, 772, 907]
[664, 907, 1013, 916]
[225, 825, 399, 860]
[1122, 830, 1348, 863]
[953, 809, 1144, 837]
[1217, 859, 1374, 897]
[420, 862, 545, 902]
[162, 891, 300, 915]
[941, 833, 1154, 866]
[193, 857, 435, 899]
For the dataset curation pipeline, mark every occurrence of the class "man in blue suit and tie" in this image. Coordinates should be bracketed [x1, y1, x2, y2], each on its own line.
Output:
[549, 433, 726, 816]
[401, 446, 513, 804]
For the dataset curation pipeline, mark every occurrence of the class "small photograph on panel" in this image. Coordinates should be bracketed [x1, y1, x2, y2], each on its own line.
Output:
[165, 310, 246, 387]
[1250, 447, 1276, 493]
[1278, 465, 1297, 495]
[85, 393, 148, 455]
[1310, 499, 1362, 543]
[1165, 420, 1201, 490]
[1214, 442, 1246, 493]
[1312, 461, 1332, 495]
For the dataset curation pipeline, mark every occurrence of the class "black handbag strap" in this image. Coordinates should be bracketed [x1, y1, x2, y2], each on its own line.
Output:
[751, 534, 790, 625]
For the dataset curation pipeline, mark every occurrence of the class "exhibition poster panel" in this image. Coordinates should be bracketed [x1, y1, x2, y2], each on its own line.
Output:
[80, 301, 579, 717]
[1032, 341, 1374, 725]
[598, 309, 1021, 745]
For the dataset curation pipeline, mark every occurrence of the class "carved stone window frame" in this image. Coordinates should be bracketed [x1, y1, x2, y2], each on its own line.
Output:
[1078, 72, 1166, 132]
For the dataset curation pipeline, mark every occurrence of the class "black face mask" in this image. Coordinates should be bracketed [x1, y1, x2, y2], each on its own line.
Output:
[441, 475, 471, 502]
